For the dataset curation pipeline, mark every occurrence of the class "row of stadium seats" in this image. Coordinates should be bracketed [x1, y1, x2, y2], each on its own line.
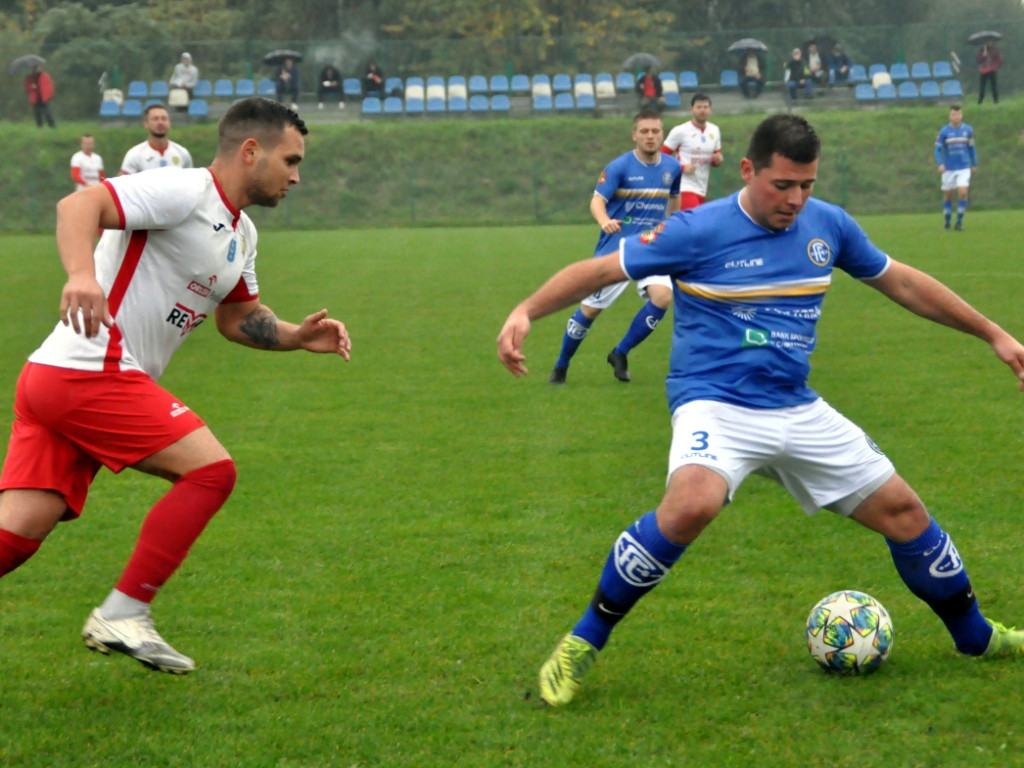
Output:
[99, 98, 210, 119]
[854, 79, 963, 102]
[126, 78, 278, 100]
[361, 90, 610, 116]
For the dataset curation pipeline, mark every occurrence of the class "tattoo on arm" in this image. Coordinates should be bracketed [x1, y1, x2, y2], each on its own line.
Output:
[239, 307, 280, 349]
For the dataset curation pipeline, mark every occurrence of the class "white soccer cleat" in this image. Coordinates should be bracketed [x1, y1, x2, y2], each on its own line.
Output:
[82, 608, 196, 674]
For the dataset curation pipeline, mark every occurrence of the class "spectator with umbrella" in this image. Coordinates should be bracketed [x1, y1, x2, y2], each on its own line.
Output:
[265, 50, 303, 110]
[23, 61, 56, 128]
[727, 39, 767, 100]
[635, 66, 664, 112]
[970, 32, 1002, 104]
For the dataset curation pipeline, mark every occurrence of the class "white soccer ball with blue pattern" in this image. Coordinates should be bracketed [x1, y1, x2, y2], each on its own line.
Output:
[806, 590, 894, 675]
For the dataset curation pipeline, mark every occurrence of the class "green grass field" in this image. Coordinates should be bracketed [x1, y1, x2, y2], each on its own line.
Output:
[2, 211, 1024, 767]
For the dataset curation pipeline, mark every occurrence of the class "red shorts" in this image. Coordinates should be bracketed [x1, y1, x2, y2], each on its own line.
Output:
[0, 363, 205, 517]
[680, 192, 706, 210]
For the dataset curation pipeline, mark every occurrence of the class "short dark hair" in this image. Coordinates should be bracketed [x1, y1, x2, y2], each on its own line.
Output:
[691, 93, 711, 107]
[217, 97, 308, 154]
[633, 108, 663, 126]
[144, 103, 168, 117]
[745, 114, 820, 171]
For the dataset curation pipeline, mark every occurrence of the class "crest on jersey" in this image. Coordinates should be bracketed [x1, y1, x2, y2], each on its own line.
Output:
[172, 157, 181, 166]
[598, 170, 607, 186]
[806, 238, 832, 267]
[639, 222, 665, 245]
[662, 171, 674, 185]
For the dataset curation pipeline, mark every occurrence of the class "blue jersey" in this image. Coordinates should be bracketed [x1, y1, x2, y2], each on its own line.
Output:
[593, 150, 682, 256]
[620, 193, 890, 412]
[934, 123, 977, 170]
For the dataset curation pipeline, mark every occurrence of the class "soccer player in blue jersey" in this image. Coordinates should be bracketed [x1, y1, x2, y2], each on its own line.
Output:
[498, 114, 1024, 706]
[935, 105, 977, 231]
[548, 110, 681, 385]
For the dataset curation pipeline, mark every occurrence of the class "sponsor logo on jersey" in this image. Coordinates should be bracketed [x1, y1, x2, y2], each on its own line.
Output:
[639, 222, 665, 245]
[187, 280, 212, 298]
[613, 531, 668, 587]
[806, 238, 832, 267]
[212, 223, 227, 232]
[741, 328, 770, 347]
[169, 402, 191, 417]
[166, 303, 208, 336]
[227, 239, 237, 262]
[724, 257, 764, 269]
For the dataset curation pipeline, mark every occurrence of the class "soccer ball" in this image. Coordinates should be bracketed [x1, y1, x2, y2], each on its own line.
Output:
[806, 590, 894, 675]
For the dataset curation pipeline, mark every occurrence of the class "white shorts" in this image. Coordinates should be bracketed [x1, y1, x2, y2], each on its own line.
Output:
[668, 398, 895, 516]
[941, 168, 971, 191]
[582, 274, 672, 310]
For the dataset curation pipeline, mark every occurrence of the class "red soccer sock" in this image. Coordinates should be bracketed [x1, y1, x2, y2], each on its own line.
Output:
[115, 459, 237, 602]
[0, 528, 42, 577]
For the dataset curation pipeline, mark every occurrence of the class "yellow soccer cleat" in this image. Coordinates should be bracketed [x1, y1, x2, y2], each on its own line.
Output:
[538, 633, 599, 706]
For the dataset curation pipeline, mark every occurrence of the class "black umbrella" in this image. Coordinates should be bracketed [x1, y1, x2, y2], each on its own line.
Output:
[967, 31, 1002, 44]
[9, 54, 45, 75]
[622, 52, 661, 71]
[263, 49, 304, 66]
[727, 38, 768, 53]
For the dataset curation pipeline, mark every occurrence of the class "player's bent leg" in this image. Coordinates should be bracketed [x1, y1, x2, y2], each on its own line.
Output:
[0, 489, 68, 577]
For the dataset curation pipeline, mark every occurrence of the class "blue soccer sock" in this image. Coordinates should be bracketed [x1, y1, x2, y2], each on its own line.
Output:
[943, 201, 952, 224]
[956, 199, 968, 223]
[614, 301, 667, 356]
[572, 511, 688, 650]
[555, 309, 594, 369]
[887, 517, 992, 655]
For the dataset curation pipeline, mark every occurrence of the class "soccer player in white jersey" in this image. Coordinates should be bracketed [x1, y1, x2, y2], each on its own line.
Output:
[498, 114, 1024, 706]
[120, 103, 193, 174]
[70, 134, 105, 191]
[0, 97, 351, 675]
[661, 93, 723, 210]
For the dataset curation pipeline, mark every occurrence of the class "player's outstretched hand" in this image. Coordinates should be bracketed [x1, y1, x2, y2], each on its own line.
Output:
[497, 309, 531, 377]
[60, 274, 112, 338]
[298, 309, 351, 360]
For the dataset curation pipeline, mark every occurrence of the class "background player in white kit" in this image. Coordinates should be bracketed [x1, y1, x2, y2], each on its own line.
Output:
[120, 103, 193, 174]
[661, 93, 723, 210]
[0, 97, 351, 675]
[70, 134, 105, 191]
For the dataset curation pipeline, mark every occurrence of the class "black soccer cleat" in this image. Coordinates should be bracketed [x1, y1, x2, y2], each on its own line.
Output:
[549, 366, 568, 385]
[606, 350, 630, 382]
[954, 221, 964, 231]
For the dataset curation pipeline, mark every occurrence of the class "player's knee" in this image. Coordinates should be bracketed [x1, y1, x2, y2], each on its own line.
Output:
[655, 504, 720, 545]
[189, 458, 238, 495]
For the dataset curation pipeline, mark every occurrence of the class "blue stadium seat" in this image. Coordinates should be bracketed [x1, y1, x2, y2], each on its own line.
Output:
[361, 96, 382, 115]
[468, 94, 489, 112]
[405, 96, 425, 114]
[941, 79, 963, 97]
[192, 79, 212, 98]
[664, 91, 681, 108]
[533, 93, 552, 110]
[448, 95, 467, 113]
[719, 69, 739, 88]
[187, 99, 209, 119]
[897, 81, 919, 99]
[491, 94, 511, 112]
[383, 96, 403, 114]
[876, 83, 896, 100]
[448, 75, 467, 90]
[384, 76, 403, 95]
[848, 65, 868, 84]
[575, 92, 595, 110]
[510, 74, 530, 93]
[213, 79, 233, 98]
[889, 63, 909, 82]
[615, 72, 635, 90]
[552, 73, 571, 92]
[594, 72, 613, 86]
[426, 96, 445, 113]
[468, 75, 488, 94]
[554, 92, 574, 110]
[149, 81, 169, 98]
[854, 83, 875, 101]
[426, 76, 444, 89]
[932, 61, 953, 79]
[679, 70, 699, 89]
[574, 73, 593, 86]
[919, 80, 941, 99]
[489, 74, 509, 93]
[910, 62, 931, 79]
[257, 78, 276, 98]
[234, 78, 255, 97]
[99, 100, 121, 118]
[405, 76, 424, 93]
[532, 74, 551, 89]
[144, 99, 164, 108]
[343, 78, 362, 98]
[868, 63, 887, 78]
[659, 71, 677, 87]
[127, 80, 147, 99]
[121, 99, 143, 117]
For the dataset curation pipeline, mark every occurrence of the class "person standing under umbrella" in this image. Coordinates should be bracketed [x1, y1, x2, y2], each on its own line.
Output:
[275, 57, 301, 111]
[24, 64, 55, 128]
[977, 40, 1001, 104]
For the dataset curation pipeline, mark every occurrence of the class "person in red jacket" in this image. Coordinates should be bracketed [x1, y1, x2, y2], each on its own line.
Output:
[977, 41, 1001, 104]
[24, 64, 55, 128]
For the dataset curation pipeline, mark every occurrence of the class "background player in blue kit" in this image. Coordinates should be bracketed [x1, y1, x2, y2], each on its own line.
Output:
[549, 109, 681, 385]
[498, 114, 1024, 707]
[935, 105, 977, 231]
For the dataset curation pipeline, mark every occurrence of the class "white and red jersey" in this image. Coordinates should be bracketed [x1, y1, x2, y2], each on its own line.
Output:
[662, 120, 721, 197]
[70, 150, 105, 190]
[30, 167, 258, 381]
[120, 139, 193, 174]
